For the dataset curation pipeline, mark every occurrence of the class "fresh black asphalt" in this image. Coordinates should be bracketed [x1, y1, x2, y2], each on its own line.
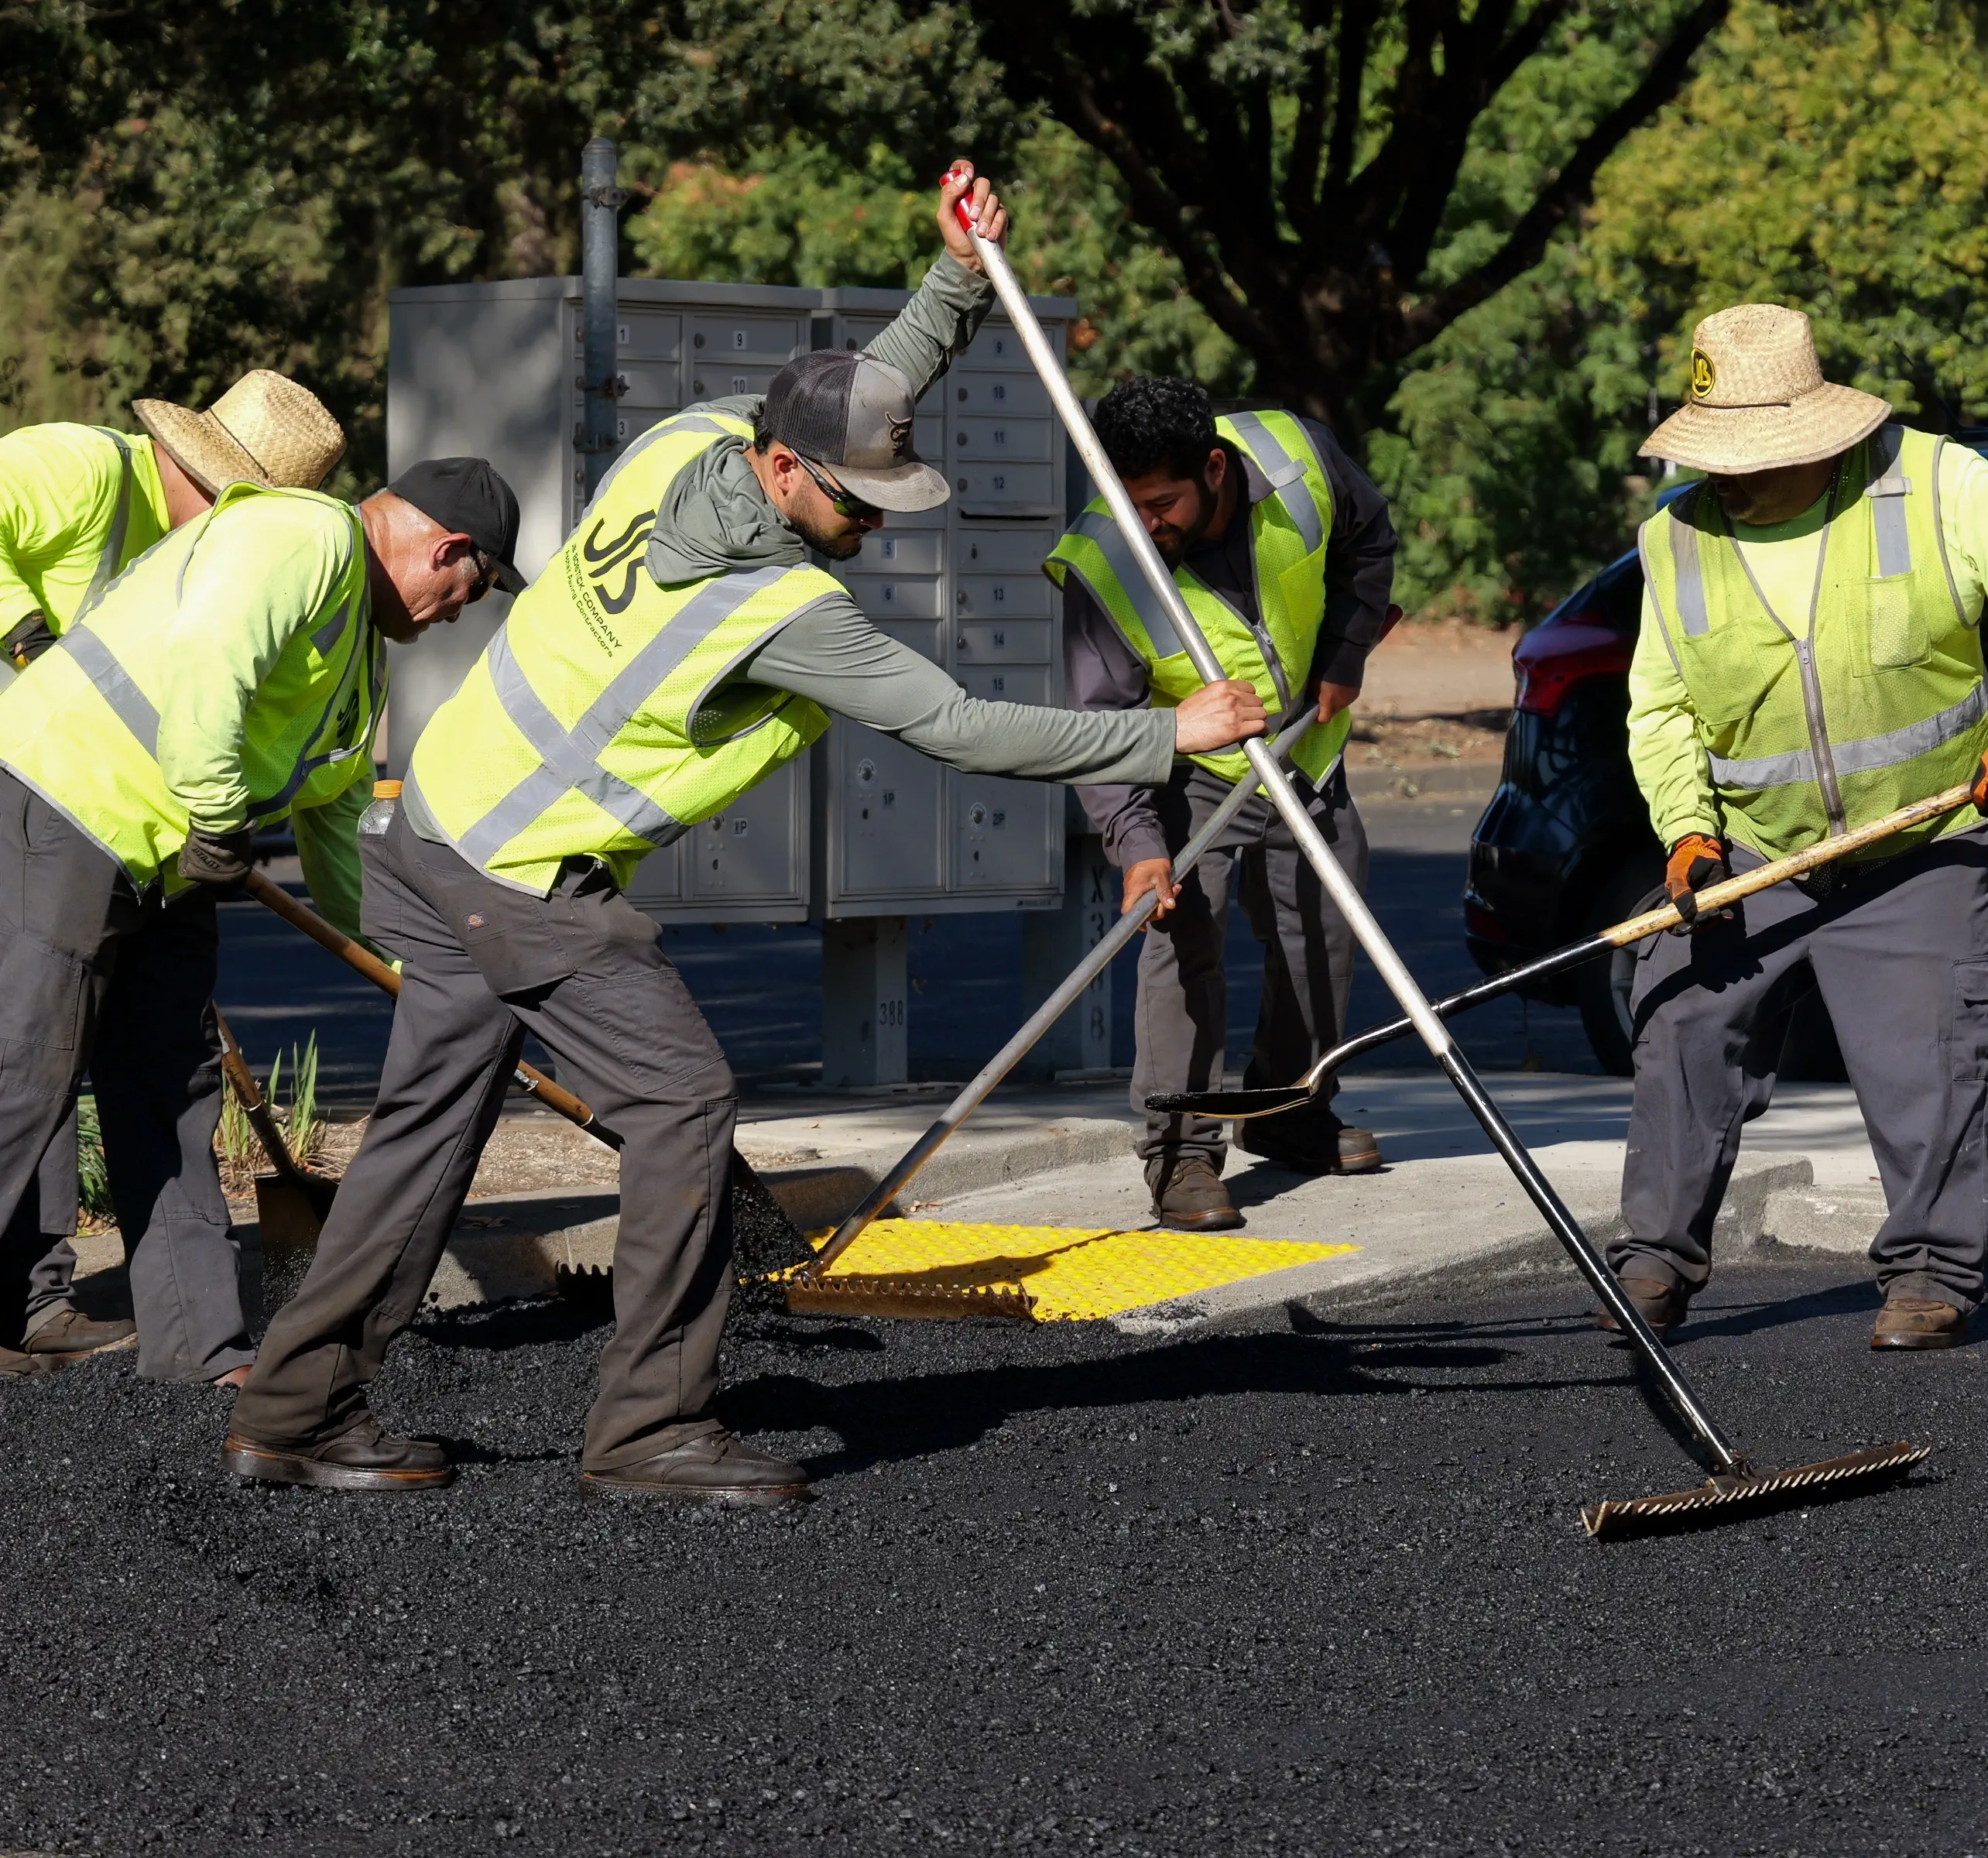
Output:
[2, 1252, 1979, 1855]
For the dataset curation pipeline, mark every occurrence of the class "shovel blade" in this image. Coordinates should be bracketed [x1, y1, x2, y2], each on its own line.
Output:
[252, 1171, 338, 1319]
[1146, 1085, 1311, 1119]
[1582, 1440, 1932, 1541]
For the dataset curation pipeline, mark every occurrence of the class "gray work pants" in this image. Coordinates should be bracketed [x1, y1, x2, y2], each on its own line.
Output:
[0, 770, 250, 1376]
[233, 812, 737, 1471]
[22, 1105, 82, 1339]
[1133, 763, 1368, 1168]
[1612, 824, 1988, 1311]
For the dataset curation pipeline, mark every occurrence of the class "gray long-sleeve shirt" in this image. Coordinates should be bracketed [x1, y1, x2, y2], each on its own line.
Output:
[1063, 418, 1397, 868]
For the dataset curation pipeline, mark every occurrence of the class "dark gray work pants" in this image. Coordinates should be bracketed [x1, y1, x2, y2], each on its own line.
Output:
[1612, 824, 1988, 1311]
[234, 812, 736, 1470]
[1133, 763, 1368, 1168]
[0, 770, 250, 1377]
[22, 1106, 83, 1337]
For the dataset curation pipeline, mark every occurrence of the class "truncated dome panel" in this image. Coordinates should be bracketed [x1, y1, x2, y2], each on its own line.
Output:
[785, 1219, 1356, 1322]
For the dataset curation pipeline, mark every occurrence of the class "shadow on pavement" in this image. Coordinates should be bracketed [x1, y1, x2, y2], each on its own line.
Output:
[718, 1327, 1630, 1476]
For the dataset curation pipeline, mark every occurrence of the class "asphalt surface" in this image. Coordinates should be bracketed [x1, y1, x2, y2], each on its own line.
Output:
[215, 787, 1597, 1109]
[3, 1252, 1979, 1855]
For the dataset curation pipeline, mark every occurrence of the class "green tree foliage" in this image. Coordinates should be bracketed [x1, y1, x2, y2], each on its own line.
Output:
[627, 122, 1252, 394]
[0, 0, 1001, 486]
[945, 0, 1732, 431]
[1376, 0, 1988, 619]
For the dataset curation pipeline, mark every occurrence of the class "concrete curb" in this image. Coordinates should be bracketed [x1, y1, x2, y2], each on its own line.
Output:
[1108, 1156, 1818, 1336]
[1760, 1182, 1887, 1256]
[739, 1113, 1134, 1231]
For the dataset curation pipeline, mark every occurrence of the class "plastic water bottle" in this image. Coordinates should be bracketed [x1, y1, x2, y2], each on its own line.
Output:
[358, 777, 402, 840]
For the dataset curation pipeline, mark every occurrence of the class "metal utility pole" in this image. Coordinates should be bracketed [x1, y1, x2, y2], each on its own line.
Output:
[579, 136, 626, 501]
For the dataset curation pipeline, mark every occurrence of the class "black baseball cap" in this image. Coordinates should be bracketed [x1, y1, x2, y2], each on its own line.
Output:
[389, 457, 526, 591]
[760, 351, 948, 512]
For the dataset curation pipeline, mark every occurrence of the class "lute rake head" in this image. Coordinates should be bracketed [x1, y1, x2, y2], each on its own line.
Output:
[1582, 1439, 1932, 1541]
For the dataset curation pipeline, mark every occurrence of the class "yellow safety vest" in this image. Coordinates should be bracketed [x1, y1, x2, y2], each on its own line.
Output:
[0, 482, 379, 887]
[1043, 409, 1351, 785]
[1638, 424, 1986, 862]
[0, 423, 170, 663]
[409, 411, 847, 894]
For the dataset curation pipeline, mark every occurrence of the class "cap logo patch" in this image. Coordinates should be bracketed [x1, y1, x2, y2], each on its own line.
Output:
[1690, 349, 1717, 400]
[888, 413, 913, 460]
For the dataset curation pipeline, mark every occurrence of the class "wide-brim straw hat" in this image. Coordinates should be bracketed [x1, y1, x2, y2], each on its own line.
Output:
[1644, 303, 1890, 474]
[133, 369, 345, 495]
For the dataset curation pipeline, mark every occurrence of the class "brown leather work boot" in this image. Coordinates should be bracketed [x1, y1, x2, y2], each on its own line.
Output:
[1149, 1154, 1243, 1232]
[1871, 1296, 1966, 1351]
[22, 1310, 136, 1359]
[582, 1428, 811, 1507]
[1237, 1117, 1383, 1176]
[1596, 1274, 1691, 1335]
[221, 1416, 454, 1490]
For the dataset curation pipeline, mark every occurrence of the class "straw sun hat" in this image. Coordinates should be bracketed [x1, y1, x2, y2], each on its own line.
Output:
[1642, 303, 1890, 475]
[133, 369, 345, 495]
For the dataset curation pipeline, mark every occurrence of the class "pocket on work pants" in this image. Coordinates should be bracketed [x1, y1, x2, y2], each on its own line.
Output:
[1947, 960, 1988, 1082]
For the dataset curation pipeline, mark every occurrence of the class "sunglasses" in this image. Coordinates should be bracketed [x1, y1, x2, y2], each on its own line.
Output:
[794, 452, 883, 523]
[467, 547, 500, 604]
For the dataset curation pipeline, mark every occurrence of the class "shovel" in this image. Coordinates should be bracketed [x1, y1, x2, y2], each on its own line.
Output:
[934, 169, 1929, 1539]
[1154, 777, 1977, 1121]
[213, 1006, 339, 1254]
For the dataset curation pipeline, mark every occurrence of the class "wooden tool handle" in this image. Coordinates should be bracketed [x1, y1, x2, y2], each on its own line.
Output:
[1601, 781, 1976, 948]
[240, 867, 616, 1145]
[213, 1004, 312, 1185]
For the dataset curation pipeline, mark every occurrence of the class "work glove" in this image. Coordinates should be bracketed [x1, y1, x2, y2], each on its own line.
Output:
[1664, 831, 1730, 933]
[3, 610, 55, 670]
[177, 826, 255, 889]
[1973, 749, 1988, 815]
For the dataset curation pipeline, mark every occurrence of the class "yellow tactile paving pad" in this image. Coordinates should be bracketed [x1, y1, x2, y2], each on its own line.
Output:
[797, 1219, 1358, 1322]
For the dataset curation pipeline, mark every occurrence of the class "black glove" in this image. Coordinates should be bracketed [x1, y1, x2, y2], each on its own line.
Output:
[177, 826, 255, 888]
[4, 610, 56, 669]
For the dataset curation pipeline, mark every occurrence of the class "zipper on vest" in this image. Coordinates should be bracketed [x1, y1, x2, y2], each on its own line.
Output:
[1792, 637, 1846, 835]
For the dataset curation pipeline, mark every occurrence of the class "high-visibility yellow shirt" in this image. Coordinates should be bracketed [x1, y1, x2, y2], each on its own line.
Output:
[0, 423, 169, 635]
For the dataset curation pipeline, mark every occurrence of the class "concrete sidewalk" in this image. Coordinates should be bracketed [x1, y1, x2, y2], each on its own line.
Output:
[170, 1068, 1885, 1326]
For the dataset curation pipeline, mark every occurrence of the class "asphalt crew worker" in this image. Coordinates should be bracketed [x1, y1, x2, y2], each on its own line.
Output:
[0, 372, 346, 1375]
[225, 166, 1267, 1503]
[1609, 302, 1988, 1351]
[1047, 377, 1398, 1232]
[0, 451, 519, 1383]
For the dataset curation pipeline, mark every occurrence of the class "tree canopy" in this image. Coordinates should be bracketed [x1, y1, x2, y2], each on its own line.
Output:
[3, 0, 1986, 619]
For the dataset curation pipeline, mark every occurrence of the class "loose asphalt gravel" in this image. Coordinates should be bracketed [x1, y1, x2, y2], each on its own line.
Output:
[2, 1251, 1983, 1856]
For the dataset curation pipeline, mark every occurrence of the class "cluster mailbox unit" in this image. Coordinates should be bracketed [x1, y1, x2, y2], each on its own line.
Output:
[385, 273, 1097, 1085]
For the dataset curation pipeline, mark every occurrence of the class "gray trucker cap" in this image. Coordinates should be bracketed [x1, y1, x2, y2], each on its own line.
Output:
[760, 350, 949, 512]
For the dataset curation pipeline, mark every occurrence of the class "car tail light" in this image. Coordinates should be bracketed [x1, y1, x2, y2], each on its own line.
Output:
[1462, 895, 1512, 943]
[1512, 615, 1634, 716]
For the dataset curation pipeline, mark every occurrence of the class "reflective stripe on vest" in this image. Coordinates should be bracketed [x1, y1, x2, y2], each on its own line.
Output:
[410, 410, 844, 890]
[1222, 411, 1326, 556]
[458, 567, 798, 861]
[58, 622, 159, 751]
[1711, 679, 1988, 790]
[74, 428, 134, 626]
[1057, 509, 1184, 659]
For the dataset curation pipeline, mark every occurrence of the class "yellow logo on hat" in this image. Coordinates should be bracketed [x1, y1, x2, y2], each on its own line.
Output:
[1690, 349, 1717, 400]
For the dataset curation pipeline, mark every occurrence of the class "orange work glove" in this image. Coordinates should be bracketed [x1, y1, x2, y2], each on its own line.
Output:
[1973, 749, 1988, 814]
[1664, 832, 1729, 931]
